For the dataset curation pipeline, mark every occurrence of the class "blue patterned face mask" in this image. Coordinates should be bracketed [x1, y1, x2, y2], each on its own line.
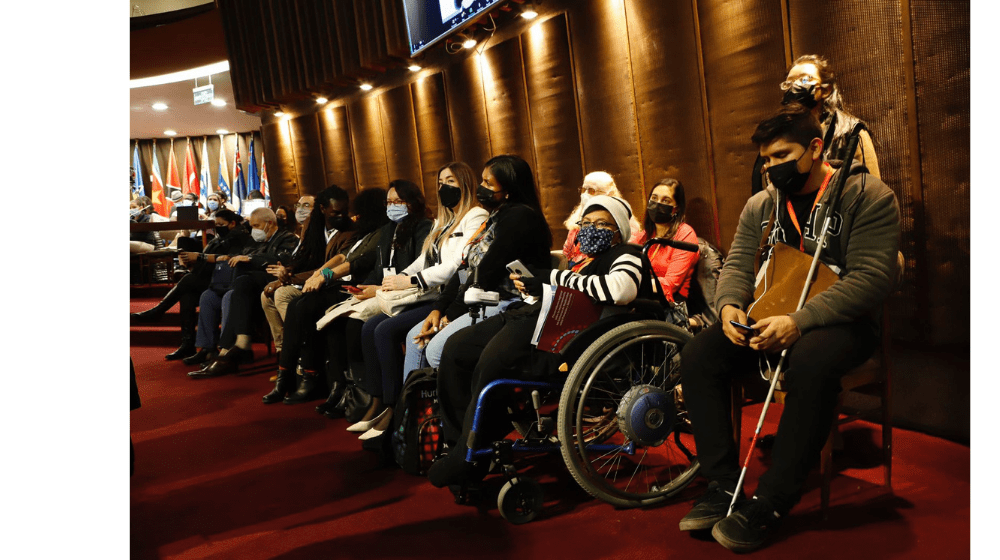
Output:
[577, 225, 615, 256]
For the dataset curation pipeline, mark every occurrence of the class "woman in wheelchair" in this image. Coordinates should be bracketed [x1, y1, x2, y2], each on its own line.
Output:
[428, 195, 655, 488]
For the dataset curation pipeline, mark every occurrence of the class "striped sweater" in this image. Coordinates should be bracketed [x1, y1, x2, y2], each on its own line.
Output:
[548, 243, 645, 305]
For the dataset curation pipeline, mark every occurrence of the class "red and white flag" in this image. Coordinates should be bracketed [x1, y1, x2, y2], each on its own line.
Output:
[260, 151, 270, 200]
[184, 139, 200, 197]
[167, 139, 181, 200]
[149, 140, 170, 216]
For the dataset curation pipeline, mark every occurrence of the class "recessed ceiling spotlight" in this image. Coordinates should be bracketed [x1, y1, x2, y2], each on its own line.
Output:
[152, 102, 168, 111]
[164, 130, 177, 136]
[316, 97, 328, 104]
[216, 129, 229, 134]
[274, 111, 285, 117]
[211, 98, 227, 107]
[408, 64, 422, 72]
[521, 1, 539, 19]
[462, 38, 477, 49]
[360, 83, 373, 91]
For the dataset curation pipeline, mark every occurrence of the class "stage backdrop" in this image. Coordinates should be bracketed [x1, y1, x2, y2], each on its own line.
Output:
[207, 0, 968, 442]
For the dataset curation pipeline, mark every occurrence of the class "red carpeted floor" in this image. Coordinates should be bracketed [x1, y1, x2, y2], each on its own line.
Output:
[130, 297, 970, 559]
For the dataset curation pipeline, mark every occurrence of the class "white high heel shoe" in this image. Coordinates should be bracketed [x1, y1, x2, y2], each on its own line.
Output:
[358, 409, 394, 440]
[346, 408, 390, 433]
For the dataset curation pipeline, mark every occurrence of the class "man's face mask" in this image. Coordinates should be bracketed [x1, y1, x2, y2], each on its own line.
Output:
[766, 148, 813, 195]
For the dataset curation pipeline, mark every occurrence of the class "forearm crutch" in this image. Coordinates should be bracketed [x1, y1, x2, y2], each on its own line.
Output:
[726, 125, 864, 516]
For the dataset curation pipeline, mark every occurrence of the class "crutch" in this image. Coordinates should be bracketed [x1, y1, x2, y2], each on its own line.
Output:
[727, 124, 865, 516]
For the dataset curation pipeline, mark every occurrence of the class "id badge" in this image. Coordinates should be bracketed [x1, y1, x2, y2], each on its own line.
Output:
[383, 267, 396, 278]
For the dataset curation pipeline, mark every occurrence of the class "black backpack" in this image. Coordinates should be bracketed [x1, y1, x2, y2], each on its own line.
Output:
[391, 367, 444, 475]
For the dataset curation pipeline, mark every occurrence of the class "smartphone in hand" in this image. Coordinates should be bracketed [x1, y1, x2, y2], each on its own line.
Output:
[506, 260, 533, 278]
[341, 285, 363, 295]
[729, 320, 757, 333]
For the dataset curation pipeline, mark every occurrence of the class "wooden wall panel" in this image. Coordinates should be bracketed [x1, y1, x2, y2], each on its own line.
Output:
[443, 55, 491, 175]
[260, 121, 298, 205]
[347, 95, 389, 191]
[317, 105, 358, 195]
[625, 0, 717, 245]
[481, 38, 535, 170]
[696, 0, 787, 252]
[521, 15, 584, 249]
[411, 73, 455, 211]
[567, 0, 643, 212]
[288, 114, 327, 195]
[377, 85, 423, 188]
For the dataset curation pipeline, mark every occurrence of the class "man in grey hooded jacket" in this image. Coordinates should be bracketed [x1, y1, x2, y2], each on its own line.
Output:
[677, 103, 900, 553]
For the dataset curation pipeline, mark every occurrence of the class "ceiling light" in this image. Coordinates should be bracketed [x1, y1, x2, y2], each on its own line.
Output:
[408, 64, 422, 72]
[521, 9, 538, 19]
[164, 130, 177, 136]
[216, 129, 229, 134]
[463, 38, 478, 49]
[211, 98, 227, 107]
[316, 97, 328, 104]
[152, 102, 168, 111]
[274, 111, 285, 117]
[360, 83, 373, 91]
[130, 61, 230, 89]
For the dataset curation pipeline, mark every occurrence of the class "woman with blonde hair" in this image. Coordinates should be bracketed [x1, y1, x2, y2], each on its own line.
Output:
[562, 171, 642, 266]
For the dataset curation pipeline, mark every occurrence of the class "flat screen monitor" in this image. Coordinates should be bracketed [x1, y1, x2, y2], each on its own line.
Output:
[402, 0, 505, 56]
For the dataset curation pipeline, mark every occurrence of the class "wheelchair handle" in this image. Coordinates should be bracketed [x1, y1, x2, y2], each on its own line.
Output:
[642, 238, 699, 255]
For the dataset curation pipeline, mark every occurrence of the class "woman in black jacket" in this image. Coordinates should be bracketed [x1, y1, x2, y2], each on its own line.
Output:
[264, 180, 433, 405]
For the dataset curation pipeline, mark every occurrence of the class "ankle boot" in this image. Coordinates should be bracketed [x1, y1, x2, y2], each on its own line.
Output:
[283, 370, 321, 404]
[263, 368, 295, 404]
[315, 381, 346, 415]
[165, 338, 197, 360]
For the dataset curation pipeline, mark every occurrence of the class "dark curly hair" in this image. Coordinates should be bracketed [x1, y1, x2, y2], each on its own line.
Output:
[353, 187, 389, 235]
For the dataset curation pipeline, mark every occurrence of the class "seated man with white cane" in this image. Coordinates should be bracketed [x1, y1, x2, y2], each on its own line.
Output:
[677, 103, 900, 552]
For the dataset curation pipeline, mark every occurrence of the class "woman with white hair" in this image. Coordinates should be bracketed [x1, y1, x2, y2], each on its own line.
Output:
[562, 171, 642, 267]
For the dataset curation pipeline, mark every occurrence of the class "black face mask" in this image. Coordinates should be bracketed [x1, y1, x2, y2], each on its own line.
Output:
[766, 150, 812, 195]
[646, 202, 676, 224]
[781, 82, 819, 109]
[476, 185, 503, 210]
[438, 184, 462, 209]
[215, 225, 229, 238]
[326, 214, 349, 230]
[276, 216, 288, 228]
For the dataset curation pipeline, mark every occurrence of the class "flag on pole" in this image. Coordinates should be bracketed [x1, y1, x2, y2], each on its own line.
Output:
[132, 141, 145, 199]
[260, 150, 270, 201]
[247, 135, 261, 199]
[150, 140, 170, 216]
[233, 134, 247, 215]
[167, 139, 181, 202]
[218, 134, 231, 208]
[184, 139, 199, 199]
[199, 137, 211, 208]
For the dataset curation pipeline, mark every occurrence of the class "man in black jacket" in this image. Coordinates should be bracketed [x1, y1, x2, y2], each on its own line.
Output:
[189, 208, 298, 377]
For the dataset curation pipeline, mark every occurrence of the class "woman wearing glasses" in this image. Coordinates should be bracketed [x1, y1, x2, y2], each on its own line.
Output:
[344, 162, 489, 437]
[427, 195, 654, 488]
[562, 171, 642, 268]
[753, 54, 880, 194]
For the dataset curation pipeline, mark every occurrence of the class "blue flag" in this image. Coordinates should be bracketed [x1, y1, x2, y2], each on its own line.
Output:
[199, 137, 211, 208]
[132, 142, 145, 198]
[217, 135, 231, 203]
[247, 136, 261, 201]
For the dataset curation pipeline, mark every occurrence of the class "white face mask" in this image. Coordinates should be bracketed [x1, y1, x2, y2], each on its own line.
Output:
[251, 227, 267, 242]
[295, 208, 310, 223]
[130, 207, 143, 218]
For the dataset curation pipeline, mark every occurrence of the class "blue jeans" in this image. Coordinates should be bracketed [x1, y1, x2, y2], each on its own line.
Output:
[403, 299, 518, 381]
[195, 288, 232, 349]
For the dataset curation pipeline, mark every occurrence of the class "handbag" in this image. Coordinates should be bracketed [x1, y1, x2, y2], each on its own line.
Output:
[748, 210, 839, 322]
[375, 287, 438, 317]
[209, 261, 240, 293]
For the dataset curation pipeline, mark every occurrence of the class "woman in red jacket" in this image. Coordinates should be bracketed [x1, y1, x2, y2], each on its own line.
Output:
[633, 178, 699, 317]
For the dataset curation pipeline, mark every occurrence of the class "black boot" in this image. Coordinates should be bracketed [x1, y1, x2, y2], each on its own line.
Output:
[263, 368, 295, 404]
[165, 338, 197, 360]
[315, 381, 346, 415]
[131, 283, 184, 323]
[283, 370, 321, 404]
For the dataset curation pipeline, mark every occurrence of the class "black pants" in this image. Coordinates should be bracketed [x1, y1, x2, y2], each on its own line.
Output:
[218, 271, 276, 348]
[175, 270, 211, 336]
[680, 321, 877, 514]
[279, 288, 348, 372]
[437, 304, 544, 458]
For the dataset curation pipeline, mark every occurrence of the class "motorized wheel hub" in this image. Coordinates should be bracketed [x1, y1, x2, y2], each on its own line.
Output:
[616, 384, 675, 446]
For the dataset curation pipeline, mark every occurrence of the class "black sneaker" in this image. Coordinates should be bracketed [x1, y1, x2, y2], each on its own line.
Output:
[679, 480, 744, 531]
[711, 495, 782, 553]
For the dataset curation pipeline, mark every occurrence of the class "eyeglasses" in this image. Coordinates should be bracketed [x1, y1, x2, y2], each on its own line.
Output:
[580, 186, 604, 196]
[386, 199, 407, 206]
[779, 75, 819, 92]
[294, 202, 313, 209]
[577, 220, 618, 231]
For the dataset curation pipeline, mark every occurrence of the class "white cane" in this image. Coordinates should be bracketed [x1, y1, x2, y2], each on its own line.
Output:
[726, 125, 864, 517]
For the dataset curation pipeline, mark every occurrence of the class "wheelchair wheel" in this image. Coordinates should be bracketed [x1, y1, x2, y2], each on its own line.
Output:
[497, 477, 543, 524]
[558, 320, 699, 508]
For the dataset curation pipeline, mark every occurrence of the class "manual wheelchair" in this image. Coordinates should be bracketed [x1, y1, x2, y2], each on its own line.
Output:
[453, 238, 709, 523]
